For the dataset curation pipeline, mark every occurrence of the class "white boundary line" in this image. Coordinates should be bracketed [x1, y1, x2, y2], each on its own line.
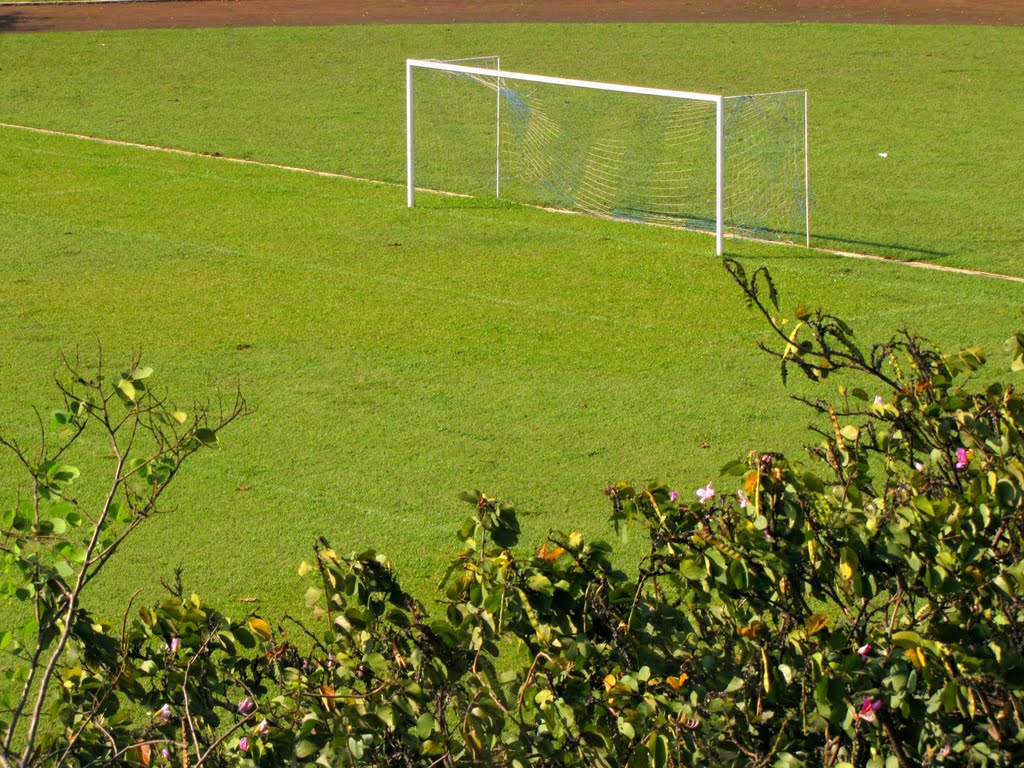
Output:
[0, 121, 472, 198]
[3, 121, 1022, 286]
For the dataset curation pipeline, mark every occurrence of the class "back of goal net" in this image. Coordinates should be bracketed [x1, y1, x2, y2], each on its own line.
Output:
[409, 60, 808, 245]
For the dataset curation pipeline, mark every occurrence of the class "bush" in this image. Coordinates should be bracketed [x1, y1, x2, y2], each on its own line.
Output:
[3, 261, 1024, 767]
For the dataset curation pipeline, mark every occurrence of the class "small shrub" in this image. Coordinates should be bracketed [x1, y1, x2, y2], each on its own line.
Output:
[4, 261, 1024, 767]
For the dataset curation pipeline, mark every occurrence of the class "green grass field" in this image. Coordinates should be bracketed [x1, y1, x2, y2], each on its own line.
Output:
[1, 21, 1023, 621]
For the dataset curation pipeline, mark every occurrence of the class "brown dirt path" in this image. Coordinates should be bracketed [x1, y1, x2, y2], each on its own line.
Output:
[1, 0, 1021, 34]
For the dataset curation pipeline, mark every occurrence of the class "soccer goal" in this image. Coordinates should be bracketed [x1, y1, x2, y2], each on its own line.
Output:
[405, 57, 810, 255]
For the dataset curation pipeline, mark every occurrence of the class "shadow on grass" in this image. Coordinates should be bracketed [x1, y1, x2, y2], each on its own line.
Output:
[812, 231, 949, 259]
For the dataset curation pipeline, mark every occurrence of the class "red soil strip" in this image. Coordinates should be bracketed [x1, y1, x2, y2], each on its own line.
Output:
[1, 0, 1021, 35]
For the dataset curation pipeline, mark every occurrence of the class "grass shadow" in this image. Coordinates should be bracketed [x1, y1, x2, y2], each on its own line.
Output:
[811, 231, 949, 259]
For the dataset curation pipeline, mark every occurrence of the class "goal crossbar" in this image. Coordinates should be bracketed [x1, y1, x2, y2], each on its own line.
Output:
[406, 59, 722, 103]
[406, 59, 809, 255]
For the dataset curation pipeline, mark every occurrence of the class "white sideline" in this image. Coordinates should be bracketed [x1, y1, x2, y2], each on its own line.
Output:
[2, 121, 1022, 286]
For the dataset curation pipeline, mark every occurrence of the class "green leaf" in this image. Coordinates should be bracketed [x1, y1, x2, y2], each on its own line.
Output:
[651, 735, 669, 768]
[47, 464, 80, 485]
[678, 559, 706, 580]
[727, 559, 748, 591]
[295, 740, 319, 759]
[194, 428, 218, 447]
[719, 459, 746, 476]
[415, 713, 435, 739]
[130, 366, 153, 381]
[55, 542, 86, 564]
[527, 574, 554, 596]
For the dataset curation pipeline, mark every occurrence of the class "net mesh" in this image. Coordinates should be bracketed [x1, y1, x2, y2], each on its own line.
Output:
[411, 62, 807, 245]
[722, 92, 807, 242]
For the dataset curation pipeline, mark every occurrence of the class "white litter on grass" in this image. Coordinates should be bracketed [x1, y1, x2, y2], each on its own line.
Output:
[878, 152, 888, 158]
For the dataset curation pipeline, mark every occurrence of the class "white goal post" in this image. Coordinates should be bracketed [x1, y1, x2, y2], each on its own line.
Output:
[406, 58, 810, 255]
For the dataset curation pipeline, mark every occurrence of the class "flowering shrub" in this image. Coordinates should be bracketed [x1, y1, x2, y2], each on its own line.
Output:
[4, 261, 1024, 767]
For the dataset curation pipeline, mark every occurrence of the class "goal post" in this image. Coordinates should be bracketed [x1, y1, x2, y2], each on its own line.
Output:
[406, 58, 809, 254]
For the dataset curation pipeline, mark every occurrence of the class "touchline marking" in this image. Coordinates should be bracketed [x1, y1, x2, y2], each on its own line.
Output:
[0, 121, 467, 197]
[3, 121, 1022, 286]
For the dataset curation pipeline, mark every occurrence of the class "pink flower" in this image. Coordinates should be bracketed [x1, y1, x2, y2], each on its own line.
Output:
[161, 749, 170, 760]
[873, 395, 884, 405]
[168, 637, 180, 654]
[239, 737, 249, 753]
[695, 482, 715, 505]
[858, 697, 883, 723]
[237, 697, 256, 716]
[857, 643, 872, 659]
[669, 490, 679, 502]
[736, 489, 749, 509]
[154, 703, 172, 723]
[255, 719, 270, 737]
[955, 448, 969, 469]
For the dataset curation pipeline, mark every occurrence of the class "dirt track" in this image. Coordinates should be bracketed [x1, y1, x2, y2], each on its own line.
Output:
[1, 0, 1021, 34]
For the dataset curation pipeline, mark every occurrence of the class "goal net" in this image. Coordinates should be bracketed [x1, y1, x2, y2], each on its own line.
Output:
[406, 58, 809, 254]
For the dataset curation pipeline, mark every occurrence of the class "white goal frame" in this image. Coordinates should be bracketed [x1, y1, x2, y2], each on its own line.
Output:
[406, 58, 810, 255]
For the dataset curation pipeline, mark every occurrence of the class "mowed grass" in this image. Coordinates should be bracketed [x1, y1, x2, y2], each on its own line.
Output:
[2, 122, 1023, 621]
[0, 23, 1022, 273]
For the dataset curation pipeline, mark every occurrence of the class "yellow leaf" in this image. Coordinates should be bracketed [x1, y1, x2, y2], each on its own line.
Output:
[319, 684, 336, 712]
[782, 321, 806, 359]
[249, 617, 272, 641]
[805, 614, 831, 637]
[116, 378, 136, 402]
[738, 621, 764, 638]
[603, 674, 617, 692]
[760, 646, 772, 694]
[905, 646, 927, 670]
[538, 542, 566, 561]
[839, 546, 859, 581]
[130, 743, 151, 768]
[665, 674, 688, 690]
[568, 531, 583, 548]
[172, 411, 187, 424]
